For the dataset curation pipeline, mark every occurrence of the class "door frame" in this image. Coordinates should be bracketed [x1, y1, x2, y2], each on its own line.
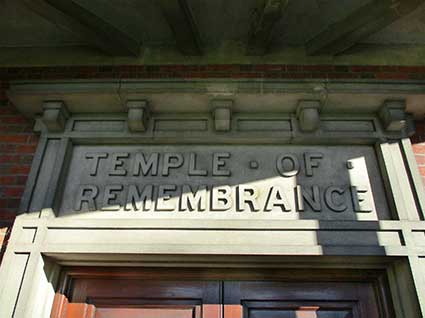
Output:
[0, 243, 422, 317]
[49, 257, 412, 316]
[57, 266, 393, 294]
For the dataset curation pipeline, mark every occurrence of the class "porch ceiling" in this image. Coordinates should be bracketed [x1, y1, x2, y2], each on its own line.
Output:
[1, 0, 425, 65]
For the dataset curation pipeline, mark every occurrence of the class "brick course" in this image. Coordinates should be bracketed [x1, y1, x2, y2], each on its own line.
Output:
[0, 64, 425, 80]
[0, 64, 425, 264]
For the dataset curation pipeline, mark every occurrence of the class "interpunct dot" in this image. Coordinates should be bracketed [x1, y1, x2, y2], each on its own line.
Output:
[250, 160, 259, 169]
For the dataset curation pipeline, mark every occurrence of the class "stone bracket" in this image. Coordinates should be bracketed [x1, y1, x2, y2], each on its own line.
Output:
[127, 100, 150, 132]
[41, 101, 70, 132]
[296, 100, 321, 132]
[379, 100, 408, 132]
[211, 99, 233, 132]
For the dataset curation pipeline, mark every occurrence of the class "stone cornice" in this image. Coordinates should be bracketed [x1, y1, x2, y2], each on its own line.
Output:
[5, 79, 418, 143]
[7, 79, 425, 120]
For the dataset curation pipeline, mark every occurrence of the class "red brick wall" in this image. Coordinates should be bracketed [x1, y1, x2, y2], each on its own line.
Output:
[0, 64, 425, 80]
[0, 80, 38, 264]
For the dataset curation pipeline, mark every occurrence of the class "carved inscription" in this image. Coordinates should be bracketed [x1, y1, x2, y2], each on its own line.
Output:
[62, 146, 385, 220]
[76, 182, 371, 213]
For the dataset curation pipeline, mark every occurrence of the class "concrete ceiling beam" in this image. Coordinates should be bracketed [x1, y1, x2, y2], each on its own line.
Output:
[306, 0, 423, 56]
[157, 0, 203, 56]
[247, 0, 289, 55]
[22, 0, 140, 56]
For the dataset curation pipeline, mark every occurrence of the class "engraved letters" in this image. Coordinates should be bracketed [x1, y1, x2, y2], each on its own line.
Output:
[125, 185, 153, 211]
[109, 153, 129, 176]
[211, 186, 233, 211]
[85, 153, 108, 176]
[156, 184, 178, 211]
[75, 185, 98, 211]
[188, 154, 207, 176]
[75, 184, 373, 214]
[133, 153, 159, 176]
[101, 185, 123, 210]
[213, 153, 231, 176]
[264, 186, 292, 212]
[276, 154, 299, 177]
[180, 185, 207, 211]
[162, 154, 184, 176]
[74, 149, 376, 216]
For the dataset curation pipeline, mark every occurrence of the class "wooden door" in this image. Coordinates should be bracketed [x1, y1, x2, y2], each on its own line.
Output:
[223, 281, 387, 318]
[51, 268, 394, 318]
[51, 279, 221, 318]
[51, 294, 219, 318]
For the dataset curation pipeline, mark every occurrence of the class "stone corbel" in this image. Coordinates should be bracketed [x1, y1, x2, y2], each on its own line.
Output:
[211, 99, 233, 132]
[379, 100, 407, 132]
[41, 101, 69, 132]
[296, 100, 321, 132]
[127, 100, 150, 132]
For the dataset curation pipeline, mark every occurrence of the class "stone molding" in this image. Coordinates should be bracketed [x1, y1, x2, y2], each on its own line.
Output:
[6, 79, 423, 141]
[6, 79, 425, 119]
[31, 102, 413, 143]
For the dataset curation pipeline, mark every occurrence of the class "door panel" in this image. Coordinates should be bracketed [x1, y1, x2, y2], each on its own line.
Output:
[248, 310, 353, 318]
[52, 280, 221, 318]
[95, 307, 200, 318]
[241, 302, 356, 318]
[94, 305, 222, 318]
[52, 296, 220, 318]
[223, 282, 380, 318]
[69, 279, 221, 318]
[69, 279, 220, 305]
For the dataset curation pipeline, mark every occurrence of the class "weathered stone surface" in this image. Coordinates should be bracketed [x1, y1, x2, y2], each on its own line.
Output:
[60, 145, 389, 221]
